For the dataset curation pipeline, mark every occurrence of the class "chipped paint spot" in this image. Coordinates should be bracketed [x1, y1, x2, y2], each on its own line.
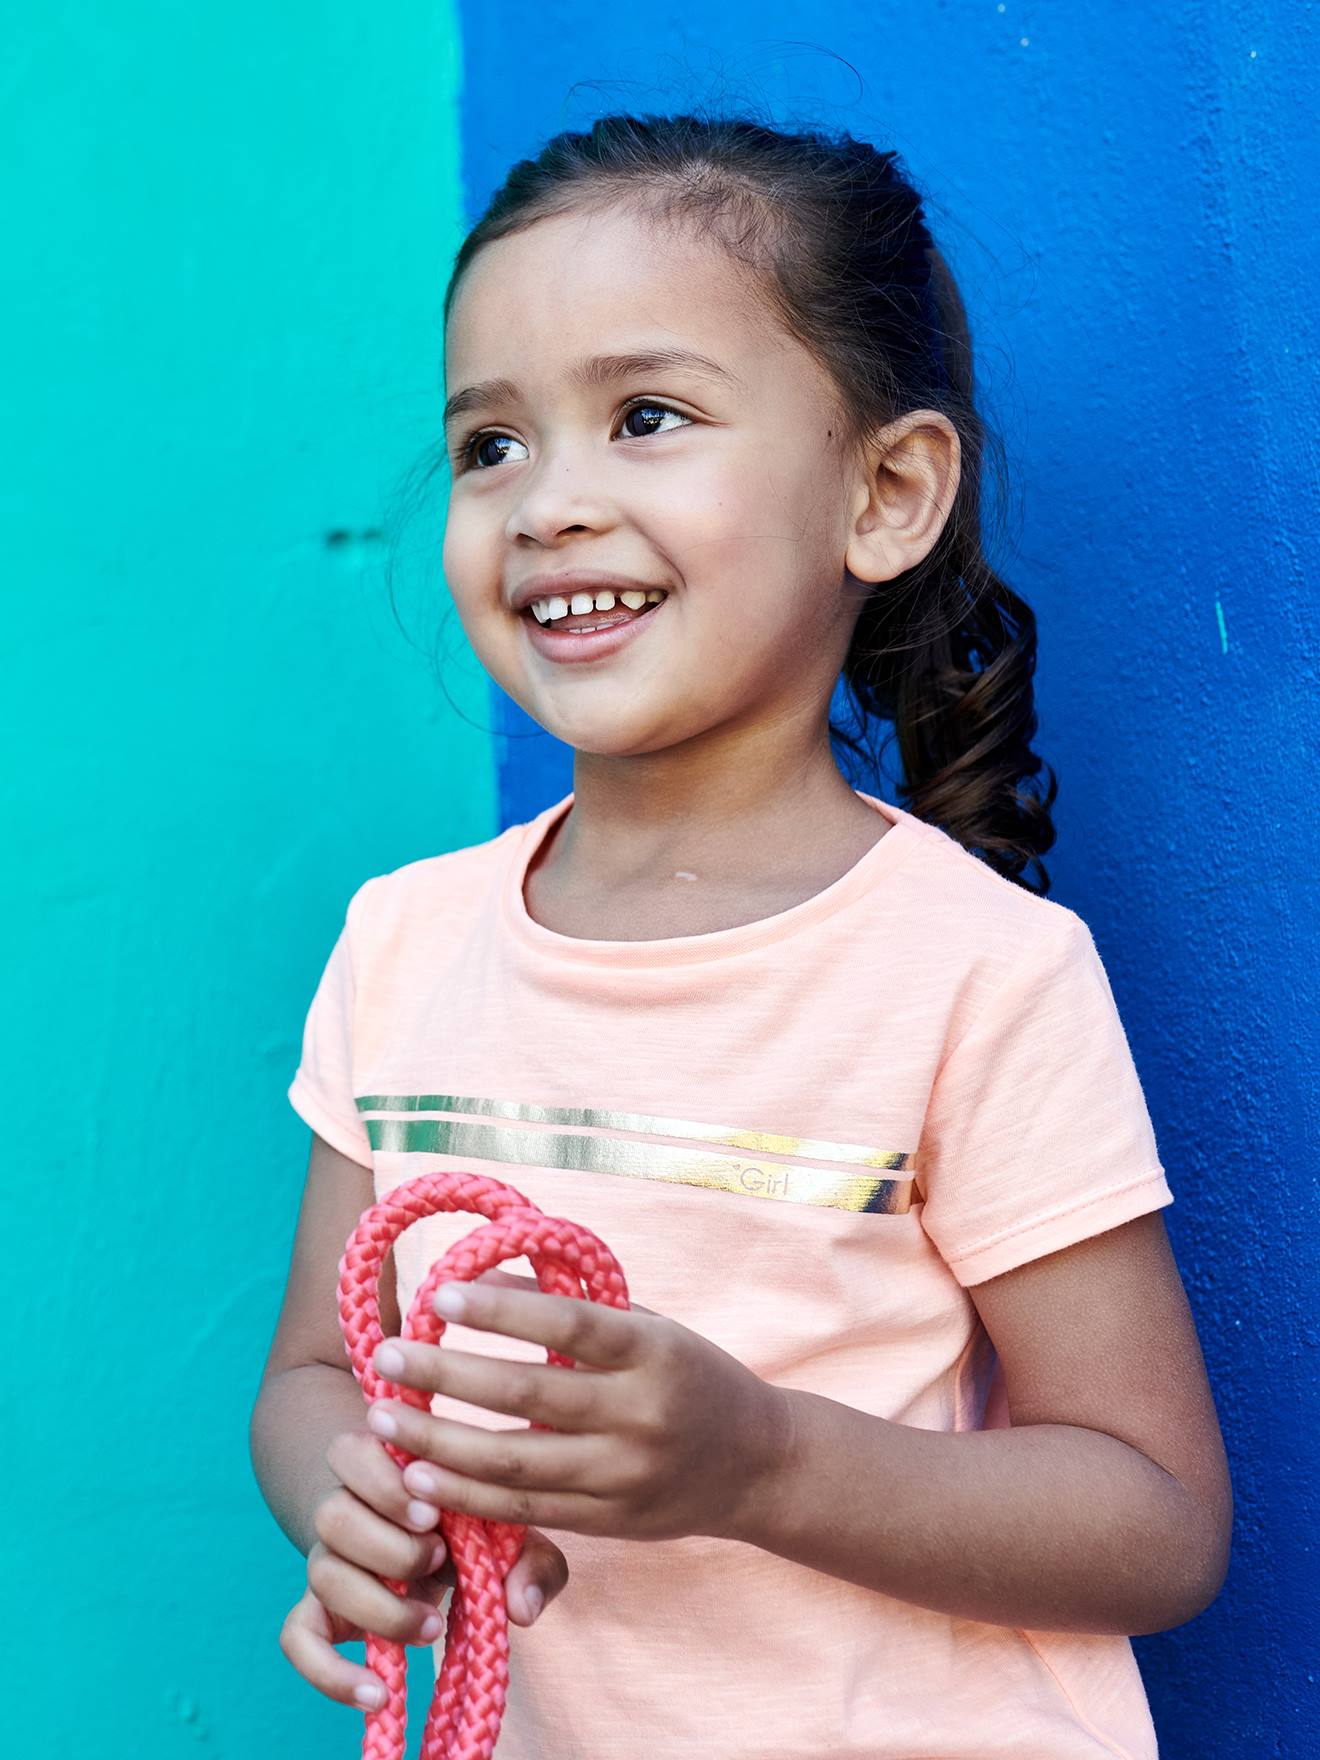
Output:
[1215, 598, 1229, 653]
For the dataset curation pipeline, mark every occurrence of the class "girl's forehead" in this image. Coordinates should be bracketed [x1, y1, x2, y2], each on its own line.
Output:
[447, 204, 778, 368]
[471, 201, 735, 282]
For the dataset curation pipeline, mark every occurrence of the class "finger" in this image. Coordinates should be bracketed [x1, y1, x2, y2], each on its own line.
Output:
[306, 1541, 448, 1648]
[278, 1587, 392, 1712]
[370, 1338, 603, 1430]
[411, 1562, 457, 1608]
[375, 1452, 607, 1533]
[429, 1279, 644, 1369]
[476, 1267, 658, 1321]
[368, 1400, 608, 1495]
[503, 1526, 571, 1627]
[314, 1483, 448, 1585]
[327, 1428, 445, 1535]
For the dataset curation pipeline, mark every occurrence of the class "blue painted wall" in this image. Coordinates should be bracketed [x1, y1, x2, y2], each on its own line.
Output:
[458, 8, 1319, 1756]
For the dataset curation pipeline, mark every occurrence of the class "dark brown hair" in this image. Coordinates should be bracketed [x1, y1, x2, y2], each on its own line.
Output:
[442, 111, 1058, 891]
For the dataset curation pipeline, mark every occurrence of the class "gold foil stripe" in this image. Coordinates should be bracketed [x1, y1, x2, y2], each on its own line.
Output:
[361, 1116, 913, 1215]
[354, 1093, 911, 1172]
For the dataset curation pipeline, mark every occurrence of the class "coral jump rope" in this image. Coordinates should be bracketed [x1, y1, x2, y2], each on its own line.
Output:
[337, 1171, 631, 1759]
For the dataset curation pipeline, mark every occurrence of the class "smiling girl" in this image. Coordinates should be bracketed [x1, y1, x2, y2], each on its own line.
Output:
[250, 113, 1231, 1759]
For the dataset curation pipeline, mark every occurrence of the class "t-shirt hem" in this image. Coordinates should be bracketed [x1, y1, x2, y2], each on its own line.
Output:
[288, 1075, 374, 1169]
[946, 1169, 1174, 1286]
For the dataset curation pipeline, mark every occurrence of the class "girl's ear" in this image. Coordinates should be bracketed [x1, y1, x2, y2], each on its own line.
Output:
[844, 411, 961, 585]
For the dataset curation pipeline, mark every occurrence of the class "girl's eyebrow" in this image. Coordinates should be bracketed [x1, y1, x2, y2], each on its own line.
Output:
[443, 347, 743, 430]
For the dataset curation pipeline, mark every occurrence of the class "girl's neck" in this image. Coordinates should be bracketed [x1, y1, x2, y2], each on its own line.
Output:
[522, 748, 892, 943]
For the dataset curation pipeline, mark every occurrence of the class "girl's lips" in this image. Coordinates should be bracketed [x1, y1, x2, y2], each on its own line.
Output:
[521, 596, 667, 664]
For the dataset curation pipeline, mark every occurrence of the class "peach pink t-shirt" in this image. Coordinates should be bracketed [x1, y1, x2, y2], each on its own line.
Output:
[289, 788, 1173, 1760]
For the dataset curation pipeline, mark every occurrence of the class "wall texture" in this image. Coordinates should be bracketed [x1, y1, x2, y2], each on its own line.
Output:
[7, 4, 1314, 1756]
[3, 4, 492, 1754]
[462, 8, 1319, 1757]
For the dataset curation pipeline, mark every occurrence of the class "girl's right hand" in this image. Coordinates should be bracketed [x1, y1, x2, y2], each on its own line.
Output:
[279, 1426, 570, 1711]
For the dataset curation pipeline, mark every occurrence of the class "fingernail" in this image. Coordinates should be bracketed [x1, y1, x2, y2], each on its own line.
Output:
[525, 1586, 544, 1622]
[367, 1405, 397, 1438]
[376, 1343, 406, 1377]
[354, 1680, 386, 1710]
[407, 1499, 439, 1528]
[429, 1539, 447, 1571]
[419, 1612, 444, 1640]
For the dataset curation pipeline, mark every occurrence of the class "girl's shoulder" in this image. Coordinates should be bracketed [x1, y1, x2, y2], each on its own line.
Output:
[373, 818, 524, 901]
[886, 801, 1092, 959]
[338, 815, 531, 961]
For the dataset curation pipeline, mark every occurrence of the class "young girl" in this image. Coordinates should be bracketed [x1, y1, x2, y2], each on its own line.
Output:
[250, 113, 1232, 1759]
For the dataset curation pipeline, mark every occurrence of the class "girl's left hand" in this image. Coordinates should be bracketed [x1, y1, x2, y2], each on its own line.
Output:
[366, 1271, 792, 1544]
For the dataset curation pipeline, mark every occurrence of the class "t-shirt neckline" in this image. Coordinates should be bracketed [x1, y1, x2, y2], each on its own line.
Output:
[500, 789, 927, 968]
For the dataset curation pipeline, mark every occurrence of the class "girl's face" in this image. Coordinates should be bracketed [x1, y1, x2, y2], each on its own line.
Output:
[441, 202, 878, 761]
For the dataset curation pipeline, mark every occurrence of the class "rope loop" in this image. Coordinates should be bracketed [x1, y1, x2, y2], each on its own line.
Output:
[337, 1170, 630, 1758]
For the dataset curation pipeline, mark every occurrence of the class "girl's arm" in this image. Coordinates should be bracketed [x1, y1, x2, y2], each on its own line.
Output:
[249, 1133, 406, 1555]
[732, 1208, 1232, 1635]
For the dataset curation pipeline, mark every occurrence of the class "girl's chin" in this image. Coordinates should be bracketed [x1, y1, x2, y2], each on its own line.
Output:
[528, 724, 668, 758]
[507, 695, 682, 758]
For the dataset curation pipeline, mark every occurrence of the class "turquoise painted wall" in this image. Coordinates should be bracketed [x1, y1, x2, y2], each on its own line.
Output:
[3, 4, 491, 1752]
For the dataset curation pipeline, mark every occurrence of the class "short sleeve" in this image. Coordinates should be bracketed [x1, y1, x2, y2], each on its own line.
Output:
[287, 877, 378, 1169]
[917, 910, 1173, 1286]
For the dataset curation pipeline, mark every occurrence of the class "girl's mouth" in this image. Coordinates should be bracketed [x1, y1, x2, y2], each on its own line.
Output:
[520, 595, 667, 664]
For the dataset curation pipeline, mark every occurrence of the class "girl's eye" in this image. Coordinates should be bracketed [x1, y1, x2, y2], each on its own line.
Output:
[456, 400, 691, 472]
[618, 401, 690, 440]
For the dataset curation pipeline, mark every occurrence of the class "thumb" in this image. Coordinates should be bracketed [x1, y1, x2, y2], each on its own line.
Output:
[505, 1525, 570, 1627]
[405, 1559, 455, 1645]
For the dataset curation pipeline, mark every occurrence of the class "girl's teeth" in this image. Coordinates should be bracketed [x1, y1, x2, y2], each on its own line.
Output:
[529, 588, 667, 624]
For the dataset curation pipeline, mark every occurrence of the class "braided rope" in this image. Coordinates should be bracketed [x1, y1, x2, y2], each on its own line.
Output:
[337, 1171, 630, 1759]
